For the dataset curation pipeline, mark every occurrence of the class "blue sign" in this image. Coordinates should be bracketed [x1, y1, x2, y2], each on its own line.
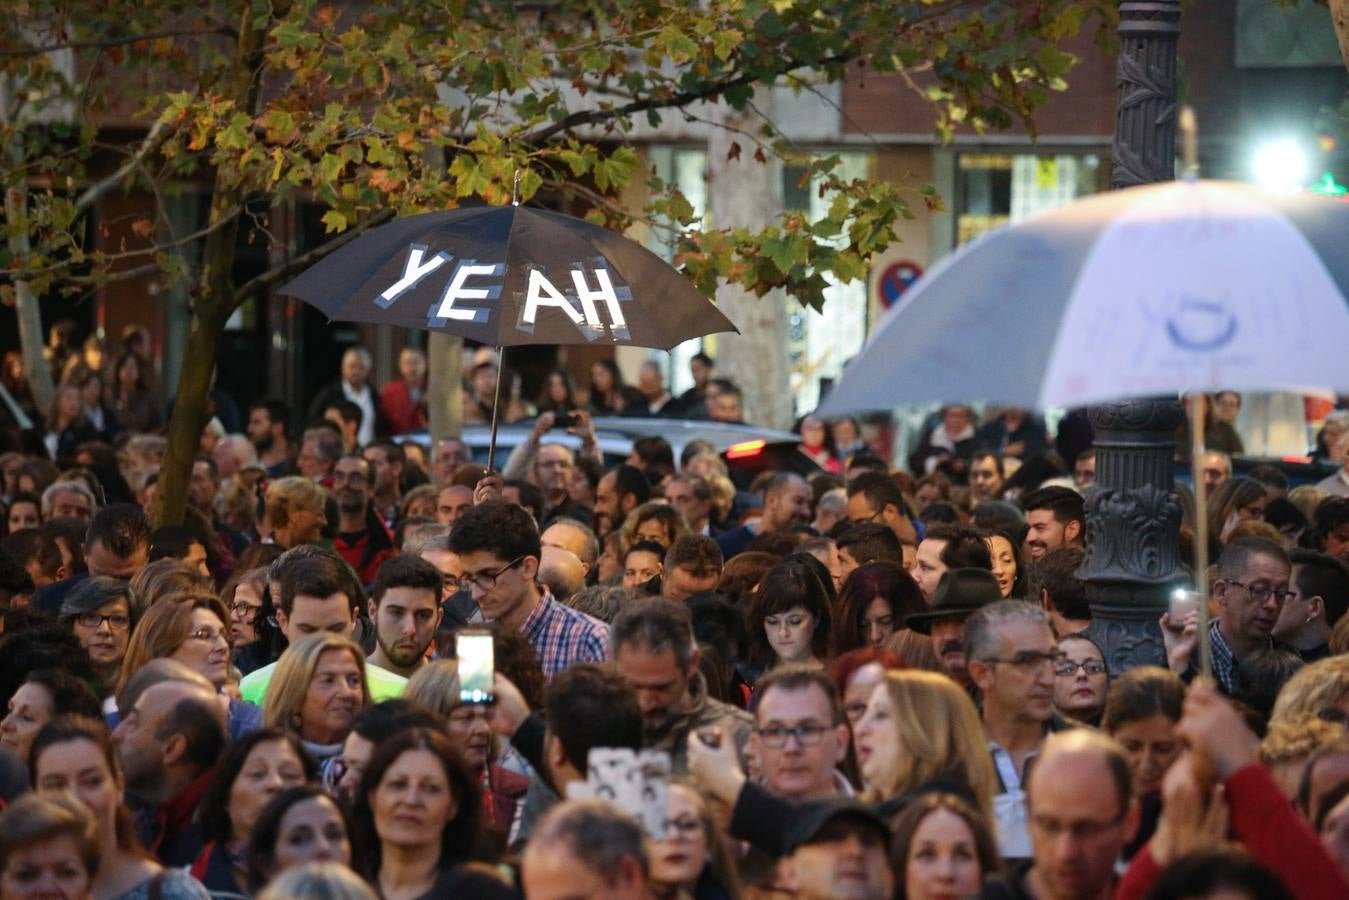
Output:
[879, 261, 923, 308]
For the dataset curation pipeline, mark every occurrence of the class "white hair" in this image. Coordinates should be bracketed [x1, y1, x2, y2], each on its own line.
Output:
[41, 480, 97, 518]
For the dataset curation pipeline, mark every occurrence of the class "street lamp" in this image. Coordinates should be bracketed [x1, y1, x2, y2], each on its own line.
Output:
[1251, 138, 1310, 192]
[1081, 0, 1186, 673]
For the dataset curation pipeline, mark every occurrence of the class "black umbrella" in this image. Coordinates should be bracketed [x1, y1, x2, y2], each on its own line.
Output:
[280, 204, 738, 466]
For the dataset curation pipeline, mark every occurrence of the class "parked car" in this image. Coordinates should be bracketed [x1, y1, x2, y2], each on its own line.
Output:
[403, 416, 823, 489]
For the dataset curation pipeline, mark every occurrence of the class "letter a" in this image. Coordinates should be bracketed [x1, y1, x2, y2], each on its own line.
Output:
[522, 269, 584, 326]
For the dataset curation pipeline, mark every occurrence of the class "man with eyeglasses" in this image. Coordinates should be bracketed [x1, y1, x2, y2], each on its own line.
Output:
[965, 600, 1076, 861]
[1169, 537, 1296, 695]
[749, 666, 851, 802]
[983, 730, 1138, 900]
[448, 501, 607, 679]
[844, 470, 920, 550]
[1273, 549, 1349, 663]
[331, 455, 397, 587]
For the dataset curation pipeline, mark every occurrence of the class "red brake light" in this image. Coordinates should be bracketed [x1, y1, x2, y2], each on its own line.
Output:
[1281, 456, 1313, 464]
[726, 440, 766, 460]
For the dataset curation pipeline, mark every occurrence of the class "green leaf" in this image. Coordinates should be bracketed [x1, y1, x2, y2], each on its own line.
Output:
[760, 233, 801, 276]
[272, 21, 316, 49]
[321, 209, 348, 233]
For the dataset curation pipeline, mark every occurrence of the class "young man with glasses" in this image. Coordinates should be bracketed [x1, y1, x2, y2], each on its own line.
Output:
[449, 500, 608, 679]
[331, 454, 396, 586]
[1168, 536, 1296, 695]
[750, 666, 851, 801]
[965, 600, 1076, 861]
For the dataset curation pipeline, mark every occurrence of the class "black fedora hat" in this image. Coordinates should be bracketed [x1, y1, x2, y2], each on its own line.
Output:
[904, 568, 1003, 635]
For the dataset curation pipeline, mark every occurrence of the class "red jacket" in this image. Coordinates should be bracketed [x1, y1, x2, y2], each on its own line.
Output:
[1115, 763, 1349, 900]
[379, 379, 427, 436]
[334, 515, 397, 586]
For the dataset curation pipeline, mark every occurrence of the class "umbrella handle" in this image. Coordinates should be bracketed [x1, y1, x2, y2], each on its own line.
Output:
[487, 345, 504, 474]
[1189, 394, 1213, 680]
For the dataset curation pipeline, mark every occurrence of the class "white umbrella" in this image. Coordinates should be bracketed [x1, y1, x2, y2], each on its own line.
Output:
[821, 177, 1349, 676]
[822, 179, 1349, 414]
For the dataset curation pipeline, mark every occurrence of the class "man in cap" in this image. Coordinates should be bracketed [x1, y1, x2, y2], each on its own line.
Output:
[905, 568, 1003, 689]
[779, 797, 893, 900]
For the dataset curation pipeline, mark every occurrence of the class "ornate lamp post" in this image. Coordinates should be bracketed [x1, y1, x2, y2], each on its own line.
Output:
[1081, 1, 1186, 673]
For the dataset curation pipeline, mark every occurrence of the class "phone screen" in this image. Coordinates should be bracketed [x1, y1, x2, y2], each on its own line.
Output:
[455, 631, 495, 705]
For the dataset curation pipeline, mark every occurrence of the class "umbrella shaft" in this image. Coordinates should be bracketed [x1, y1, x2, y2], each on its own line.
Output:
[487, 346, 504, 473]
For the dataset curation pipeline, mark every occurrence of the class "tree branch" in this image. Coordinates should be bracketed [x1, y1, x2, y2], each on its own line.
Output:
[0, 26, 238, 58]
[0, 208, 238, 282]
[230, 207, 397, 307]
[73, 116, 176, 214]
[522, 52, 853, 144]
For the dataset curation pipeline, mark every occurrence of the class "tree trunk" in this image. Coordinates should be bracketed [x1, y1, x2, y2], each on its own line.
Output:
[1, 74, 56, 415]
[153, 2, 282, 526]
[1332, 0, 1349, 73]
[706, 89, 794, 430]
[427, 331, 464, 442]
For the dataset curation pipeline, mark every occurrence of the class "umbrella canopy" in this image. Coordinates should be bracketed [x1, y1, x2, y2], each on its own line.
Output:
[279, 205, 738, 349]
[820, 179, 1349, 417]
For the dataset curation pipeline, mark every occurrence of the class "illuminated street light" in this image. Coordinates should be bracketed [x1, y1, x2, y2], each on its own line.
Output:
[1251, 139, 1309, 192]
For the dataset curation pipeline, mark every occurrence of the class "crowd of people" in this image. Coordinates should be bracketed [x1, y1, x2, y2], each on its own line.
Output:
[1, 326, 1349, 899]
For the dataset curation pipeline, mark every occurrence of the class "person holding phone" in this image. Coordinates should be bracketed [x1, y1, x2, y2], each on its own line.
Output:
[500, 410, 602, 527]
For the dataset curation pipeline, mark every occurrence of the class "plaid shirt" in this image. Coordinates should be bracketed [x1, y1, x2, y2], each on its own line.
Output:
[1207, 620, 1238, 695]
[520, 589, 609, 679]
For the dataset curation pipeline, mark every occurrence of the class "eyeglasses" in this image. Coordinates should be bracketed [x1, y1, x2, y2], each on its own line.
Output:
[1030, 811, 1125, 841]
[332, 471, 369, 485]
[982, 650, 1064, 672]
[1226, 580, 1295, 605]
[442, 574, 462, 594]
[75, 612, 131, 631]
[229, 602, 261, 624]
[755, 722, 831, 748]
[187, 626, 228, 645]
[1055, 658, 1107, 677]
[460, 556, 525, 593]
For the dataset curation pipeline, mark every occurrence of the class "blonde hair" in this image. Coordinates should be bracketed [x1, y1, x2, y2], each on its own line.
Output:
[1260, 716, 1346, 768]
[265, 476, 326, 528]
[127, 559, 213, 618]
[403, 660, 461, 719]
[1270, 656, 1349, 727]
[1288, 485, 1329, 523]
[263, 633, 370, 734]
[215, 479, 258, 532]
[256, 862, 377, 900]
[619, 501, 691, 554]
[116, 592, 230, 695]
[705, 474, 736, 521]
[398, 484, 437, 521]
[864, 670, 997, 818]
[1333, 616, 1349, 656]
